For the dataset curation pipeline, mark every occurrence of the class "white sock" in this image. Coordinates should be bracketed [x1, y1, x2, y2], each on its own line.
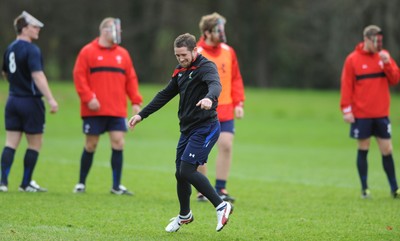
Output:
[179, 211, 192, 219]
[216, 201, 227, 211]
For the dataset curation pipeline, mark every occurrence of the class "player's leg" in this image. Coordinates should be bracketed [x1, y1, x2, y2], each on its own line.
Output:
[357, 138, 370, 198]
[351, 118, 372, 198]
[375, 117, 399, 197]
[78, 134, 99, 186]
[19, 97, 46, 191]
[1, 131, 23, 188]
[109, 130, 132, 194]
[74, 117, 103, 193]
[377, 138, 398, 193]
[215, 132, 234, 199]
[20, 133, 42, 189]
[196, 164, 208, 201]
[215, 120, 235, 202]
[1, 96, 25, 190]
[107, 117, 131, 195]
[180, 121, 223, 207]
[165, 134, 194, 232]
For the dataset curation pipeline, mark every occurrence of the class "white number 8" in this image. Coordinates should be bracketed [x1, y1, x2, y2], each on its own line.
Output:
[9, 52, 16, 73]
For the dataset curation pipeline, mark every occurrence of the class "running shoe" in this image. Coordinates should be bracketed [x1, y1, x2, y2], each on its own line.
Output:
[197, 192, 208, 202]
[217, 188, 235, 203]
[73, 183, 86, 193]
[165, 211, 194, 232]
[110, 185, 133, 195]
[216, 201, 233, 232]
[361, 189, 371, 199]
[391, 189, 400, 199]
[0, 184, 8, 192]
[19, 180, 47, 192]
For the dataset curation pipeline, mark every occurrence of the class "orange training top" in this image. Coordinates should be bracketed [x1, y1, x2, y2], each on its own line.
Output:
[197, 37, 245, 122]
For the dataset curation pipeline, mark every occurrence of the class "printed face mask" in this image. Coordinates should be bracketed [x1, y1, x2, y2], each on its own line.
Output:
[111, 18, 122, 44]
[370, 34, 383, 51]
[213, 19, 227, 43]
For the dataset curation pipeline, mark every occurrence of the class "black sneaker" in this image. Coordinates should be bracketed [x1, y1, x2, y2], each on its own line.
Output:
[217, 189, 235, 203]
[361, 189, 371, 199]
[391, 189, 400, 199]
[110, 185, 133, 195]
[19, 180, 47, 192]
[197, 192, 208, 202]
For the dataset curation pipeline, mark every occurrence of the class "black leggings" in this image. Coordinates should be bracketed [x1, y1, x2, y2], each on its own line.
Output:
[175, 161, 223, 215]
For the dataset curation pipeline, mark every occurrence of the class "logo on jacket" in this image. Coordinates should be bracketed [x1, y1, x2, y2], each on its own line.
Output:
[189, 153, 195, 158]
[189, 71, 193, 79]
[362, 64, 367, 69]
[97, 56, 104, 61]
[116, 55, 122, 64]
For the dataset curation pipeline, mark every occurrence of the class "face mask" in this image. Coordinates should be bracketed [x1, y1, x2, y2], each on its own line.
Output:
[111, 18, 121, 44]
[213, 19, 227, 43]
[370, 34, 383, 51]
[21, 11, 44, 28]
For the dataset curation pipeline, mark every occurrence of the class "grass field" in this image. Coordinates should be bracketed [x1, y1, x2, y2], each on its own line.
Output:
[0, 81, 399, 241]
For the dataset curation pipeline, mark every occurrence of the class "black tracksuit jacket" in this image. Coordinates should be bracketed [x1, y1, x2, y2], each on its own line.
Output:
[138, 54, 221, 134]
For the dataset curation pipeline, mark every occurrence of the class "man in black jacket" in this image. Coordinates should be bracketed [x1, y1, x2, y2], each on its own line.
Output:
[128, 33, 233, 232]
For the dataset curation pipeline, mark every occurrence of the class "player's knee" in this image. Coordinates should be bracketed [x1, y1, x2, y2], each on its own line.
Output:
[219, 141, 232, 153]
[85, 143, 97, 152]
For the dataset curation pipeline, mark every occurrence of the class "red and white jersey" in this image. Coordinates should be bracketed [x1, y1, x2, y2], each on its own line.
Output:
[340, 42, 399, 118]
[73, 38, 142, 117]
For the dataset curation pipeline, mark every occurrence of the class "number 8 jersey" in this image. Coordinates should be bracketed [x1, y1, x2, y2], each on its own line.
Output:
[2, 39, 44, 97]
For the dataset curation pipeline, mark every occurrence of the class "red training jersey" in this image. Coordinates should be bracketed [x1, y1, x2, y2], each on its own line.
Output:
[197, 37, 245, 122]
[340, 42, 399, 118]
[73, 38, 142, 117]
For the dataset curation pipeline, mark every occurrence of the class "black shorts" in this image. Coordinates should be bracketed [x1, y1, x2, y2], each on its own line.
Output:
[4, 96, 45, 134]
[82, 116, 127, 135]
[350, 117, 391, 139]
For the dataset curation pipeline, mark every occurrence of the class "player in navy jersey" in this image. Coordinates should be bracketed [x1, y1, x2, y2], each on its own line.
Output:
[0, 11, 58, 193]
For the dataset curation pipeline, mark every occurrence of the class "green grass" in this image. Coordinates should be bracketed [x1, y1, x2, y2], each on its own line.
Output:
[0, 81, 399, 240]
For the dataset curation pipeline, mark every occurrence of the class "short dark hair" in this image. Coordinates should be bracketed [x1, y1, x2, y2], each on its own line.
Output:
[14, 15, 28, 34]
[174, 33, 196, 51]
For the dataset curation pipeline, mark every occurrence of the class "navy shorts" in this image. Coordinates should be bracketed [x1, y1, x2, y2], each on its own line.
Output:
[350, 117, 391, 139]
[82, 116, 127, 135]
[4, 96, 45, 134]
[175, 121, 221, 167]
[220, 119, 235, 134]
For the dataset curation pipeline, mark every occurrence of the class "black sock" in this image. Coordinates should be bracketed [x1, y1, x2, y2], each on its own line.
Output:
[180, 161, 223, 208]
[79, 149, 94, 184]
[215, 179, 226, 192]
[357, 149, 368, 190]
[382, 154, 398, 192]
[111, 149, 122, 190]
[21, 149, 39, 187]
[1, 147, 16, 185]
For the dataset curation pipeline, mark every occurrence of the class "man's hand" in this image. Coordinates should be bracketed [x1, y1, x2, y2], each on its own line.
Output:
[343, 112, 355, 123]
[88, 97, 100, 111]
[235, 106, 244, 119]
[379, 50, 390, 64]
[196, 98, 212, 110]
[132, 104, 141, 115]
[48, 98, 58, 114]
[128, 114, 142, 130]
